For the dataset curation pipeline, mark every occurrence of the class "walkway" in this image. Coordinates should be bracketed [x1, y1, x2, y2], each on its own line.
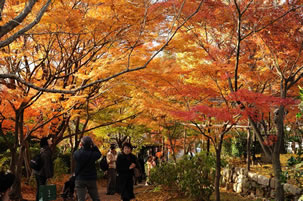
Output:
[98, 180, 147, 201]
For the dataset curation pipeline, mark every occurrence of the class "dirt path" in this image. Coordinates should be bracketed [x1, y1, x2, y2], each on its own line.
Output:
[22, 179, 150, 201]
[98, 182, 148, 201]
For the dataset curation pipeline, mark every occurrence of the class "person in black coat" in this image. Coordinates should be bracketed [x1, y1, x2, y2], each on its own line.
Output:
[0, 171, 15, 201]
[73, 136, 101, 201]
[34, 136, 54, 201]
[116, 142, 137, 201]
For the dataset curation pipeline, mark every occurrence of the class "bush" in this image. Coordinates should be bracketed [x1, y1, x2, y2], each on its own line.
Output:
[231, 137, 246, 157]
[54, 157, 69, 176]
[149, 162, 178, 187]
[57, 152, 72, 173]
[150, 152, 216, 201]
[0, 151, 11, 171]
[176, 153, 215, 201]
[222, 138, 232, 156]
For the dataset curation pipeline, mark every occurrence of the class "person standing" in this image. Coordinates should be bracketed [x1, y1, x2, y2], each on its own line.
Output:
[116, 142, 137, 201]
[145, 155, 156, 186]
[73, 136, 101, 201]
[34, 136, 54, 201]
[106, 143, 117, 195]
[0, 171, 15, 201]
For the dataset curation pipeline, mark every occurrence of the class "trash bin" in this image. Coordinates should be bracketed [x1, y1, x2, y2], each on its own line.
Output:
[39, 184, 56, 201]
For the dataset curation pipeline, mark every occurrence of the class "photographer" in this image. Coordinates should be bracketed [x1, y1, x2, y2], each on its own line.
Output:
[73, 136, 101, 201]
[0, 171, 15, 201]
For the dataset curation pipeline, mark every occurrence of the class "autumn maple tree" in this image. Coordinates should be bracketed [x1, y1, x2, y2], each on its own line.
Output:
[126, 1, 303, 201]
[161, 1, 303, 201]
[0, 0, 206, 200]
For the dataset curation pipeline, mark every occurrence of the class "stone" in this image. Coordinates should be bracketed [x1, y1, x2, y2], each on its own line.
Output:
[284, 183, 291, 193]
[257, 175, 270, 186]
[236, 183, 243, 193]
[270, 189, 275, 198]
[232, 173, 237, 182]
[287, 184, 302, 195]
[242, 185, 249, 194]
[256, 187, 264, 197]
[248, 172, 255, 178]
[240, 168, 248, 176]
[251, 181, 257, 187]
[235, 167, 241, 175]
[270, 178, 276, 189]
[249, 172, 258, 182]
[237, 174, 245, 183]
[233, 183, 238, 192]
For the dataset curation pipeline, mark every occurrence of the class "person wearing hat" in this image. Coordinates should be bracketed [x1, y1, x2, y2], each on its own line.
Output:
[34, 136, 54, 201]
[106, 143, 117, 195]
[73, 136, 101, 201]
[0, 171, 15, 201]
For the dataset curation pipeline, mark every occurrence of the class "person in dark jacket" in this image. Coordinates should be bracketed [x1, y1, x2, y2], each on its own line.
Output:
[116, 142, 137, 201]
[0, 171, 15, 201]
[34, 136, 54, 201]
[73, 136, 101, 201]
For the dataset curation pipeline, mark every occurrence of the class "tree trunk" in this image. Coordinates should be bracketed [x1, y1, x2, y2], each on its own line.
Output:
[24, 141, 31, 180]
[215, 148, 221, 201]
[10, 145, 25, 200]
[183, 127, 186, 156]
[207, 138, 210, 154]
[272, 151, 284, 201]
[279, 133, 287, 154]
[273, 106, 286, 201]
[10, 148, 17, 172]
[246, 127, 251, 171]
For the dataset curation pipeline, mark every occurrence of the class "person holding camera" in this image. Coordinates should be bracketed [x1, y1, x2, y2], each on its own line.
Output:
[0, 171, 15, 201]
[34, 136, 54, 201]
[73, 136, 101, 201]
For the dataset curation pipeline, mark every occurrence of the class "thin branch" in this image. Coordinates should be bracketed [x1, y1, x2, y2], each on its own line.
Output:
[290, 43, 303, 74]
[242, 6, 302, 40]
[0, 0, 52, 48]
[0, 0, 205, 94]
[127, 1, 149, 70]
[0, 0, 37, 38]
[0, 0, 5, 21]
[167, 0, 186, 39]
[241, 0, 253, 16]
[192, 121, 215, 145]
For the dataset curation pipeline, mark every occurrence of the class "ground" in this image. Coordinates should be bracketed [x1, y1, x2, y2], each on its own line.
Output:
[22, 176, 257, 201]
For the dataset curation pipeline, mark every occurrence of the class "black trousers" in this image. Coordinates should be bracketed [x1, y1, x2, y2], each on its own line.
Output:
[35, 174, 47, 201]
[107, 168, 117, 194]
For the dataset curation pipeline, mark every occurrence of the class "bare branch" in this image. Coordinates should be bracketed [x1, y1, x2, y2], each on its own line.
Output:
[0, 0, 52, 48]
[242, 5, 302, 40]
[0, 0, 36, 38]
[0, 0, 205, 94]
[0, 0, 5, 21]
[83, 113, 140, 134]
[241, 0, 253, 16]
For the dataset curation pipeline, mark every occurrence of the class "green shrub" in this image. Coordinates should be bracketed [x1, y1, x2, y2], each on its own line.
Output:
[54, 157, 69, 176]
[149, 162, 178, 187]
[57, 152, 72, 173]
[0, 152, 11, 171]
[150, 152, 216, 201]
[222, 138, 232, 156]
[176, 153, 215, 201]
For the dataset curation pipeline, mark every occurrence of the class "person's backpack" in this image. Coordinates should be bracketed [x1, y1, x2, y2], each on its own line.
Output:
[100, 156, 108, 171]
[30, 153, 43, 171]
